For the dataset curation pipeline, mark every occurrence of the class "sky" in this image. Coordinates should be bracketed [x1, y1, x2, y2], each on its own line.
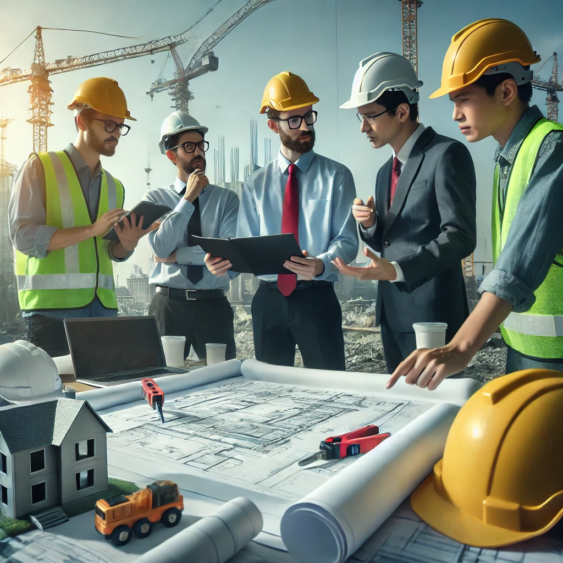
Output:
[1, 0, 562, 282]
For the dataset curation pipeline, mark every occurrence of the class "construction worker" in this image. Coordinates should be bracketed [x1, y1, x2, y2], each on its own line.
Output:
[206, 72, 357, 370]
[388, 19, 563, 390]
[143, 111, 239, 363]
[335, 53, 477, 373]
[9, 77, 151, 358]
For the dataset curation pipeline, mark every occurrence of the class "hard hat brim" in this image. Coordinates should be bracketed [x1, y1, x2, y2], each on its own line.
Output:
[411, 473, 560, 547]
[260, 97, 319, 115]
[429, 85, 452, 99]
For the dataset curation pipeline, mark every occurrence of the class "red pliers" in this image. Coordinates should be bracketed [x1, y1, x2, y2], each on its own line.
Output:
[298, 424, 391, 466]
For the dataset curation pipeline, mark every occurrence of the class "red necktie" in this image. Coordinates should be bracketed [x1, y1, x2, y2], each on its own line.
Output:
[390, 157, 401, 208]
[278, 163, 299, 296]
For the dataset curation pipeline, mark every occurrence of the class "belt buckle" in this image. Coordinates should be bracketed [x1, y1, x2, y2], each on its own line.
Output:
[185, 290, 197, 301]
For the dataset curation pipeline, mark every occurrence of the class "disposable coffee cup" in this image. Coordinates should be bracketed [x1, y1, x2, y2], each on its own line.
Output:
[161, 335, 186, 367]
[206, 343, 227, 366]
[413, 323, 448, 349]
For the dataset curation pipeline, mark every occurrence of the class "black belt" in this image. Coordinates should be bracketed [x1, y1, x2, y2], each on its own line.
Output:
[156, 286, 225, 300]
[259, 280, 332, 291]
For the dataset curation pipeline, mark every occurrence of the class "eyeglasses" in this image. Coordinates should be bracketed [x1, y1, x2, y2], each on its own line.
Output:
[273, 110, 317, 130]
[90, 117, 131, 136]
[170, 140, 210, 154]
[356, 107, 398, 124]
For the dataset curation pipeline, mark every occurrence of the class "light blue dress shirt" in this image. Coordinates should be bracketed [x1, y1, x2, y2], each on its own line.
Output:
[237, 150, 358, 282]
[143, 176, 239, 290]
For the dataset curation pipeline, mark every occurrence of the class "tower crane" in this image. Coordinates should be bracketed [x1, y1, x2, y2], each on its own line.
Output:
[398, 0, 422, 74]
[0, 0, 275, 153]
[532, 52, 563, 122]
[146, 0, 274, 110]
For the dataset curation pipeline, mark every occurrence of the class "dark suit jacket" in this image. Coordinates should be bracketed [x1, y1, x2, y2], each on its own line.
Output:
[361, 127, 476, 339]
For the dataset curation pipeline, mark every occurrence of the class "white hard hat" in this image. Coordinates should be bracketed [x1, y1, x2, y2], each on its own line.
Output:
[0, 340, 62, 400]
[158, 111, 209, 154]
[340, 52, 423, 109]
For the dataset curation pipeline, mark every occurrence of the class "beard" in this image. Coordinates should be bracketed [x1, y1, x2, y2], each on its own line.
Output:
[179, 155, 206, 176]
[86, 130, 118, 157]
[279, 128, 315, 154]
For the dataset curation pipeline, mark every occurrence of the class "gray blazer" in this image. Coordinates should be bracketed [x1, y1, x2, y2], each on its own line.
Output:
[361, 127, 476, 338]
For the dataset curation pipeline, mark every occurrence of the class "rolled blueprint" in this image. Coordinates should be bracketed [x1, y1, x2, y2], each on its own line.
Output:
[280, 403, 459, 563]
[241, 359, 480, 407]
[76, 359, 241, 411]
[136, 496, 263, 563]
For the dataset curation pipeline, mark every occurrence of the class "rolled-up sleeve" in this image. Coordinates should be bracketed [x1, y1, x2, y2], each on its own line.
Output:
[316, 168, 358, 280]
[479, 132, 563, 312]
[8, 155, 58, 259]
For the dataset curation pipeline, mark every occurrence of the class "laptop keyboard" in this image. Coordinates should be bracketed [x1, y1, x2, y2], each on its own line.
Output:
[89, 367, 180, 383]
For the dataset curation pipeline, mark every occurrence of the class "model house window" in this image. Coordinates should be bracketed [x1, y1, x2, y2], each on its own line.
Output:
[75, 439, 94, 461]
[30, 450, 45, 473]
[0, 453, 6, 474]
[76, 469, 94, 490]
[31, 482, 46, 504]
[1, 485, 7, 505]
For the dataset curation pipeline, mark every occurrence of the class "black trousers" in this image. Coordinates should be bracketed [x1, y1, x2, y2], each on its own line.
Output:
[506, 346, 563, 373]
[26, 315, 70, 357]
[251, 282, 345, 370]
[380, 309, 417, 374]
[149, 292, 236, 362]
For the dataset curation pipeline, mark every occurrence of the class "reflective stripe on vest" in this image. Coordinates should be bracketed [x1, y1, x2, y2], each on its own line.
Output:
[15, 150, 123, 311]
[492, 118, 563, 359]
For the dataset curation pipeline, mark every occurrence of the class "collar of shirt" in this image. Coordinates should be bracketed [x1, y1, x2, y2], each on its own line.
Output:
[173, 173, 207, 196]
[392, 123, 426, 166]
[65, 143, 102, 178]
[277, 149, 316, 174]
[494, 105, 544, 165]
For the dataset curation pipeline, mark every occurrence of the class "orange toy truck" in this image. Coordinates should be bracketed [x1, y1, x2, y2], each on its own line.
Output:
[95, 480, 184, 546]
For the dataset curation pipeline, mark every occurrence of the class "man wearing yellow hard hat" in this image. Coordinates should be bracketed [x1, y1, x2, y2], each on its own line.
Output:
[207, 71, 357, 370]
[388, 19, 563, 390]
[9, 77, 153, 357]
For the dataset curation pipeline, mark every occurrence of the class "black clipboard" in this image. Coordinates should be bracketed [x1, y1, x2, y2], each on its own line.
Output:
[192, 234, 304, 275]
[102, 201, 171, 241]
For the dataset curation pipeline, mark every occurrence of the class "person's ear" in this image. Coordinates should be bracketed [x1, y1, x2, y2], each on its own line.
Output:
[500, 79, 518, 107]
[165, 149, 178, 166]
[397, 103, 410, 123]
[267, 119, 280, 135]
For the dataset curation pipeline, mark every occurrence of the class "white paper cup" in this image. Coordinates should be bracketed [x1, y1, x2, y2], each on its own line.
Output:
[161, 336, 186, 367]
[206, 343, 227, 365]
[413, 323, 448, 349]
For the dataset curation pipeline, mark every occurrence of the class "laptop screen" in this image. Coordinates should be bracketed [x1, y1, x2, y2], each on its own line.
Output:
[65, 317, 166, 379]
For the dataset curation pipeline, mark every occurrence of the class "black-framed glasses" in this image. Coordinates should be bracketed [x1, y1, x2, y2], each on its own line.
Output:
[170, 140, 210, 154]
[356, 107, 398, 124]
[273, 110, 317, 130]
[90, 117, 131, 136]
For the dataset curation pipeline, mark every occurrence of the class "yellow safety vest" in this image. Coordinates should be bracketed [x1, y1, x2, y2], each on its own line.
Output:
[492, 118, 563, 359]
[15, 151, 124, 311]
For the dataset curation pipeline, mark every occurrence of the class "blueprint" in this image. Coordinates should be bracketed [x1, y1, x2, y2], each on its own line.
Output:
[102, 379, 433, 501]
[349, 500, 563, 563]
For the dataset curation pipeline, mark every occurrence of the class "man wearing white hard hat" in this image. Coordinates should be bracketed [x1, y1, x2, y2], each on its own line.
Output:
[9, 77, 152, 358]
[334, 53, 477, 372]
[143, 111, 239, 363]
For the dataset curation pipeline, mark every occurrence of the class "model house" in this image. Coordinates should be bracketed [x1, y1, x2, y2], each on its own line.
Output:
[0, 398, 111, 520]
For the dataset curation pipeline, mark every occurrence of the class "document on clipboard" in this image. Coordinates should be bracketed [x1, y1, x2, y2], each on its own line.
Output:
[191, 234, 304, 275]
[102, 201, 171, 241]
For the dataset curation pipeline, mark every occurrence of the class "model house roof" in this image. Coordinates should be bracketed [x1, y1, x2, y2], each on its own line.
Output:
[0, 399, 111, 454]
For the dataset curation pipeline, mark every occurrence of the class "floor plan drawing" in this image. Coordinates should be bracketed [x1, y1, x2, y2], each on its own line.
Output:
[348, 501, 563, 563]
[102, 379, 433, 501]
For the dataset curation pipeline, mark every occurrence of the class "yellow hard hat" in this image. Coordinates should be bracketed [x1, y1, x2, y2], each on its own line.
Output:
[259, 71, 319, 114]
[412, 369, 563, 547]
[430, 18, 541, 99]
[67, 77, 136, 121]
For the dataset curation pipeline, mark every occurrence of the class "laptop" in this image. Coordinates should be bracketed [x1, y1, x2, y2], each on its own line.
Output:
[64, 316, 188, 387]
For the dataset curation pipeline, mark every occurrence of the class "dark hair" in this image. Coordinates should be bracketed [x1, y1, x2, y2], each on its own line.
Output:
[266, 107, 281, 121]
[377, 90, 418, 122]
[165, 129, 205, 151]
[473, 67, 533, 104]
